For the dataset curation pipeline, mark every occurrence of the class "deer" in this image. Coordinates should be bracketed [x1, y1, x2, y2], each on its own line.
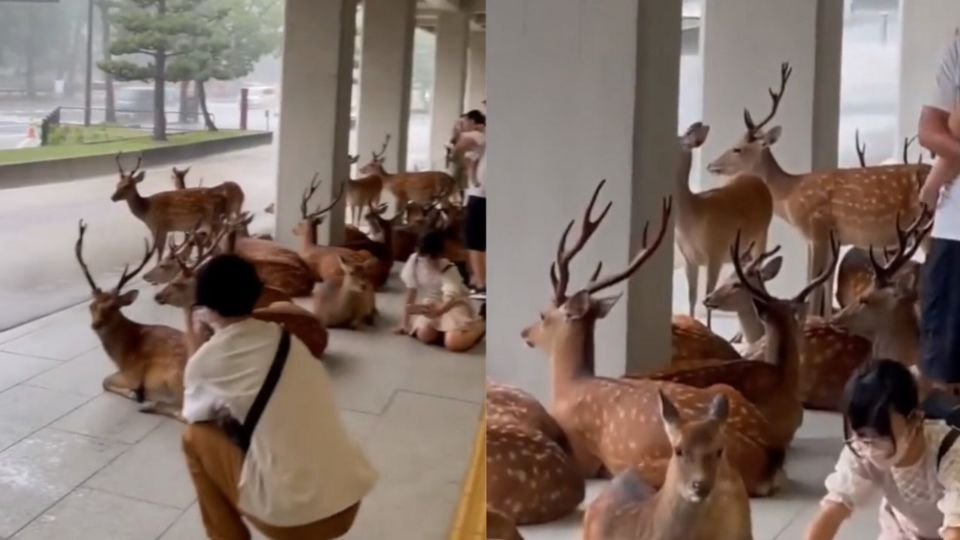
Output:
[74, 221, 187, 420]
[670, 314, 741, 364]
[521, 179, 786, 497]
[674, 121, 773, 329]
[357, 144, 458, 218]
[312, 256, 378, 329]
[487, 510, 524, 540]
[110, 153, 231, 262]
[583, 393, 752, 540]
[338, 202, 397, 289]
[171, 166, 245, 216]
[346, 135, 388, 225]
[142, 230, 199, 285]
[294, 175, 379, 285]
[486, 381, 584, 525]
[707, 62, 930, 318]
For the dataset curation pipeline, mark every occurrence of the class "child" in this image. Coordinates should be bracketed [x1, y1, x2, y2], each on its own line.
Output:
[804, 359, 960, 540]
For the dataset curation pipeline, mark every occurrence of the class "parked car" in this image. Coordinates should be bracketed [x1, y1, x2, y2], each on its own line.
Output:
[244, 85, 279, 110]
[115, 86, 178, 124]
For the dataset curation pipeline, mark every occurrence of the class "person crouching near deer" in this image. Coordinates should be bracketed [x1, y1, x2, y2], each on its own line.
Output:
[804, 359, 960, 540]
[180, 254, 377, 540]
[394, 230, 485, 352]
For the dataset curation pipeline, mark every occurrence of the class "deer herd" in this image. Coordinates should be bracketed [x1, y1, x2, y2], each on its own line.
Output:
[488, 62, 938, 540]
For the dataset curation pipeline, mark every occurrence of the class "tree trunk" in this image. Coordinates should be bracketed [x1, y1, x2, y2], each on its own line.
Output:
[178, 80, 189, 123]
[197, 80, 217, 131]
[100, 2, 116, 123]
[24, 11, 37, 98]
[153, 0, 167, 141]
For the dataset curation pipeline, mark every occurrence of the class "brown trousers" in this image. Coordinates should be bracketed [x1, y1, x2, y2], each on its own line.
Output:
[182, 423, 360, 540]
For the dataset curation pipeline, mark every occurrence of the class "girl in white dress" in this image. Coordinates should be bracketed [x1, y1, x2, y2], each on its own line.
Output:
[805, 359, 960, 540]
[395, 230, 485, 352]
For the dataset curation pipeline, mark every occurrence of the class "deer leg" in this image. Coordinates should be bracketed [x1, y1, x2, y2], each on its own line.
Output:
[102, 372, 138, 400]
[154, 230, 169, 262]
[809, 240, 829, 317]
[684, 260, 699, 319]
[138, 401, 185, 422]
[704, 259, 723, 330]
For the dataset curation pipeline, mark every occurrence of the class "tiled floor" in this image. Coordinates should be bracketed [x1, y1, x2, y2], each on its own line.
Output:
[0, 275, 483, 540]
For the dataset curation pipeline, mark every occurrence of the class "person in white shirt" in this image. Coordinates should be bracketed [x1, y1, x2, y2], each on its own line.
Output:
[918, 34, 960, 392]
[181, 254, 377, 540]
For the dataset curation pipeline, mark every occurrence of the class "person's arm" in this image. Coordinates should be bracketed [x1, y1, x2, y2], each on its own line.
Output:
[804, 501, 851, 540]
[920, 107, 960, 163]
[944, 528, 960, 540]
[937, 439, 960, 540]
[804, 447, 876, 540]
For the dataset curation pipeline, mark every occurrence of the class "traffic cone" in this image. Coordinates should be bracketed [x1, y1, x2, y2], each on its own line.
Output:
[16, 124, 39, 149]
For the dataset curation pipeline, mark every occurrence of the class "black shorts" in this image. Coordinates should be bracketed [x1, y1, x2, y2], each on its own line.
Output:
[464, 195, 486, 252]
[921, 238, 960, 383]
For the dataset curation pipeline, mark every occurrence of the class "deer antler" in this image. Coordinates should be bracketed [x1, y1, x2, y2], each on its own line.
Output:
[349, 153, 360, 165]
[730, 231, 776, 305]
[75, 220, 101, 293]
[115, 237, 156, 293]
[549, 180, 613, 304]
[744, 244, 782, 274]
[300, 173, 322, 219]
[372, 134, 392, 162]
[115, 152, 143, 177]
[902, 136, 922, 165]
[855, 130, 867, 168]
[868, 206, 934, 286]
[586, 197, 673, 295]
[743, 62, 792, 139]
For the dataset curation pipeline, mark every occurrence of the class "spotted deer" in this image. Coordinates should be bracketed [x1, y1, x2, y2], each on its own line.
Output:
[74, 221, 187, 419]
[707, 63, 929, 317]
[338, 203, 396, 289]
[521, 180, 785, 496]
[110, 154, 230, 262]
[486, 380, 584, 525]
[218, 213, 316, 298]
[357, 145, 458, 217]
[171, 166, 245, 216]
[487, 509, 524, 540]
[312, 256, 378, 329]
[583, 393, 752, 540]
[142, 229, 199, 285]
[674, 121, 773, 328]
[670, 314, 741, 364]
[346, 135, 388, 225]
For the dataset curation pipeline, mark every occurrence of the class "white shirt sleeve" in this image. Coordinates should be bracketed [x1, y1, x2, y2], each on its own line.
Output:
[439, 263, 467, 299]
[181, 346, 222, 423]
[937, 433, 960, 534]
[400, 255, 418, 290]
[822, 446, 879, 511]
[928, 38, 960, 112]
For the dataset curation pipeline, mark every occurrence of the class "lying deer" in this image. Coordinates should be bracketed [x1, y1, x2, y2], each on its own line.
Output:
[583, 393, 752, 540]
[358, 145, 458, 216]
[110, 154, 229, 262]
[487, 510, 524, 540]
[220, 213, 317, 297]
[674, 122, 772, 328]
[75, 221, 187, 419]
[708, 63, 929, 317]
[143, 231, 198, 285]
[486, 380, 584, 525]
[346, 135, 388, 225]
[171, 166, 245, 216]
[338, 203, 397, 289]
[521, 180, 785, 496]
[312, 257, 378, 329]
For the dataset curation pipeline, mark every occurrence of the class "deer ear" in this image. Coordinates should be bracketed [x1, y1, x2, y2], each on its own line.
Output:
[564, 290, 593, 321]
[759, 256, 783, 281]
[709, 394, 729, 423]
[133, 171, 146, 183]
[658, 390, 683, 440]
[593, 294, 622, 319]
[117, 289, 139, 306]
[762, 126, 782, 146]
[895, 266, 919, 296]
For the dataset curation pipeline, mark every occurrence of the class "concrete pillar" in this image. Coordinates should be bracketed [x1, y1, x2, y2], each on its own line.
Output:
[429, 12, 469, 168]
[487, 0, 681, 400]
[897, 0, 960, 152]
[275, 0, 357, 246]
[357, 0, 416, 173]
[698, 0, 843, 297]
[465, 30, 485, 111]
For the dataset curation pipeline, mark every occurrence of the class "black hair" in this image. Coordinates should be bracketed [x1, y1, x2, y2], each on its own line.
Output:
[416, 230, 447, 259]
[842, 358, 918, 444]
[464, 109, 486, 125]
[194, 254, 263, 317]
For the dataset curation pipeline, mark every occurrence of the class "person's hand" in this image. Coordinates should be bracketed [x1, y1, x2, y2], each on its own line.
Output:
[920, 180, 944, 209]
[191, 308, 214, 337]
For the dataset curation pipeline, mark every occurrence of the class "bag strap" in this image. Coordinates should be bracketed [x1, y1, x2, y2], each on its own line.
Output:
[238, 330, 291, 453]
[938, 428, 960, 470]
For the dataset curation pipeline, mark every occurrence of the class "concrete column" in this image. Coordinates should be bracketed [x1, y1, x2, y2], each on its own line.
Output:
[698, 0, 843, 297]
[429, 12, 469, 168]
[275, 0, 357, 246]
[487, 0, 681, 400]
[898, 0, 960, 151]
[465, 30, 486, 111]
[357, 0, 416, 173]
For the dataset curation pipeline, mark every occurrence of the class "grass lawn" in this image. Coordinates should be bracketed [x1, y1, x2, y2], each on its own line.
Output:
[0, 128, 255, 165]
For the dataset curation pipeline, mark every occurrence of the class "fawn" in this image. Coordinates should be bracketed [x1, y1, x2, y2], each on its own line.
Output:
[312, 256, 378, 329]
[583, 392, 752, 540]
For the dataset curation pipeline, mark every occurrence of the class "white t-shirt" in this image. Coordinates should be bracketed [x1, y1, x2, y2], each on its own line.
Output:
[183, 318, 377, 526]
[400, 255, 467, 302]
[927, 36, 960, 241]
[463, 132, 486, 199]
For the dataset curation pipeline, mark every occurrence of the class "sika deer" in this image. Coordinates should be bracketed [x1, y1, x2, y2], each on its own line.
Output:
[708, 63, 929, 317]
[487, 509, 524, 540]
[216, 213, 316, 297]
[358, 145, 458, 216]
[486, 380, 584, 525]
[312, 257, 378, 329]
[674, 122, 772, 328]
[521, 180, 785, 497]
[74, 221, 187, 419]
[346, 135, 388, 225]
[110, 154, 229, 262]
[142, 231, 198, 285]
[171, 166, 245, 216]
[670, 314, 741, 364]
[338, 202, 396, 289]
[583, 393, 752, 540]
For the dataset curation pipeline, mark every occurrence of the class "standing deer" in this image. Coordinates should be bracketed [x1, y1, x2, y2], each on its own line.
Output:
[521, 180, 785, 496]
[346, 135, 388, 225]
[74, 221, 187, 419]
[707, 63, 929, 317]
[674, 121, 772, 328]
[110, 154, 230, 262]
[357, 144, 458, 217]
[171, 166, 246, 216]
[312, 256, 378, 329]
[583, 393, 752, 540]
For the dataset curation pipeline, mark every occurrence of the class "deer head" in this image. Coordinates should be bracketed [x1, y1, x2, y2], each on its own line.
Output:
[75, 220, 155, 329]
[660, 391, 729, 502]
[703, 242, 783, 314]
[357, 134, 392, 176]
[111, 153, 146, 202]
[680, 122, 710, 152]
[154, 226, 226, 308]
[294, 174, 346, 238]
[143, 230, 199, 285]
[338, 256, 376, 294]
[364, 202, 392, 243]
[520, 180, 672, 362]
[707, 63, 792, 177]
[171, 166, 191, 189]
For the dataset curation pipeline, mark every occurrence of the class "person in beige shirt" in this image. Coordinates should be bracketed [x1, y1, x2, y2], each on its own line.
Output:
[181, 254, 377, 540]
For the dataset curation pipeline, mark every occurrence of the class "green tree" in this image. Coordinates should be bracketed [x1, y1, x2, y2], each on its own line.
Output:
[99, 0, 209, 140]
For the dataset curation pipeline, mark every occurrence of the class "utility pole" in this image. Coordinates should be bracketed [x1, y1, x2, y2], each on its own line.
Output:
[84, 0, 94, 126]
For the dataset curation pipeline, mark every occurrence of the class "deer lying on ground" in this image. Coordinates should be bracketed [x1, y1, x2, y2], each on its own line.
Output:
[708, 63, 929, 317]
[346, 135, 388, 225]
[583, 393, 752, 540]
[338, 203, 396, 288]
[357, 145, 458, 217]
[674, 122, 772, 328]
[143, 231, 198, 285]
[217, 213, 316, 297]
[75, 221, 187, 419]
[312, 257, 378, 329]
[671, 314, 741, 364]
[110, 154, 229, 262]
[522, 180, 785, 496]
[486, 380, 584, 525]
[487, 509, 524, 540]
[171, 166, 245, 216]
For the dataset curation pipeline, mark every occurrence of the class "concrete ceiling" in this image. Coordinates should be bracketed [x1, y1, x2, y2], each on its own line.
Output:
[415, 0, 484, 32]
